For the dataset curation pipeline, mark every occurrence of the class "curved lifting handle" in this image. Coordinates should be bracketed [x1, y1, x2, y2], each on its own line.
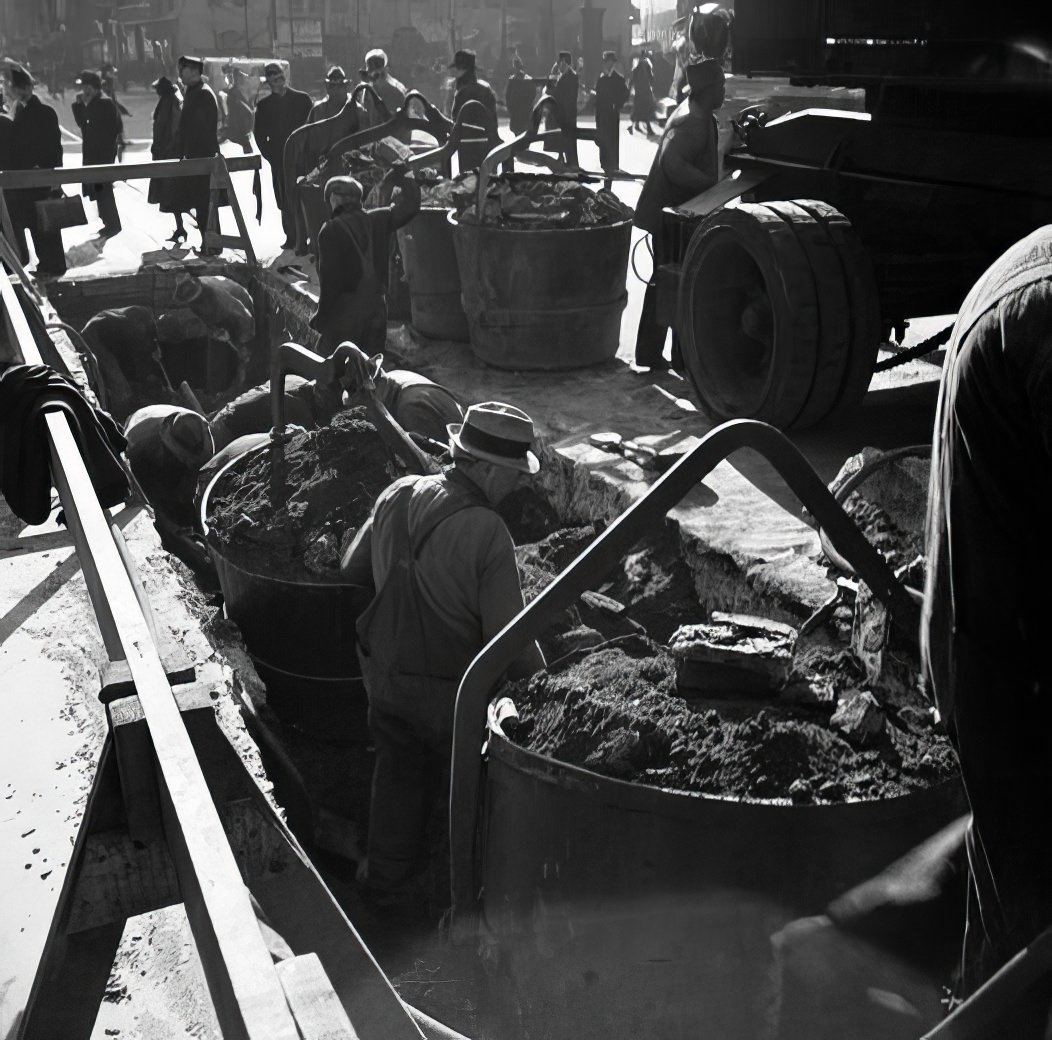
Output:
[398, 100, 492, 182]
[474, 94, 556, 212]
[324, 89, 454, 167]
[447, 418, 922, 929]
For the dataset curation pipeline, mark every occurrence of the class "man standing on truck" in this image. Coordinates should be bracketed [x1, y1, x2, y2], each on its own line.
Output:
[254, 61, 312, 249]
[922, 224, 1052, 1037]
[632, 58, 725, 370]
[342, 401, 545, 910]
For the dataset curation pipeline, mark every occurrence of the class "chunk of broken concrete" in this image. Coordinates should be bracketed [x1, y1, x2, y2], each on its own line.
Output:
[830, 689, 885, 748]
[670, 613, 797, 696]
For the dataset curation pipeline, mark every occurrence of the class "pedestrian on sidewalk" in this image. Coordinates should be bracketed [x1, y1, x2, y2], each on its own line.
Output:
[309, 165, 420, 355]
[361, 50, 407, 134]
[450, 49, 498, 169]
[505, 57, 540, 135]
[633, 58, 724, 369]
[6, 64, 66, 276]
[629, 50, 657, 135]
[549, 50, 579, 166]
[72, 69, 123, 238]
[100, 63, 132, 118]
[254, 61, 312, 249]
[172, 56, 219, 252]
[593, 51, 629, 181]
[148, 75, 186, 244]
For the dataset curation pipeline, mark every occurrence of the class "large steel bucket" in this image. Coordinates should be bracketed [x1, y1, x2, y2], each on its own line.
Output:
[200, 447, 372, 743]
[449, 213, 631, 370]
[477, 712, 966, 1040]
[397, 208, 470, 341]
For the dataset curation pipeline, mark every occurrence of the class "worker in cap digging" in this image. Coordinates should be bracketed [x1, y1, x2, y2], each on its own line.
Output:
[208, 341, 463, 453]
[342, 401, 546, 911]
[633, 57, 725, 371]
[124, 404, 214, 574]
[310, 170, 420, 356]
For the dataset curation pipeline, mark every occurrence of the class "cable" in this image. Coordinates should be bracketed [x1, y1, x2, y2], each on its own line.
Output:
[630, 232, 654, 284]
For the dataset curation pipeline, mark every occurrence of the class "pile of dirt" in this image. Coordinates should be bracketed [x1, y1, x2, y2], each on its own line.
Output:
[454, 173, 634, 229]
[206, 408, 402, 582]
[505, 642, 958, 803]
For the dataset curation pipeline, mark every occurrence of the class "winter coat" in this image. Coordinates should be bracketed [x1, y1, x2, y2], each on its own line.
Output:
[149, 90, 182, 210]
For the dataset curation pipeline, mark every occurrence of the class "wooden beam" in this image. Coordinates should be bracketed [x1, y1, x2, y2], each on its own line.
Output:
[276, 954, 359, 1040]
[0, 266, 300, 1039]
[0, 153, 261, 190]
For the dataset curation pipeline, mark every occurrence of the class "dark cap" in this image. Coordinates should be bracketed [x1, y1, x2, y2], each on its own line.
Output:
[324, 65, 348, 83]
[602, 50, 617, 61]
[686, 57, 725, 94]
[177, 55, 204, 70]
[151, 74, 176, 92]
[75, 69, 101, 89]
[558, 50, 572, 63]
[262, 61, 283, 76]
[9, 63, 36, 89]
[449, 48, 476, 71]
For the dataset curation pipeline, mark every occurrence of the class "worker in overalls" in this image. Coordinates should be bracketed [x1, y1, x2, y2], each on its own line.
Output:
[310, 168, 420, 356]
[342, 401, 546, 909]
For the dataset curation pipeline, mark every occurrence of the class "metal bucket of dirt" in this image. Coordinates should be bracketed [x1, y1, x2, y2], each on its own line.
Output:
[449, 212, 631, 370]
[478, 711, 965, 1040]
[199, 447, 372, 744]
[398, 208, 470, 341]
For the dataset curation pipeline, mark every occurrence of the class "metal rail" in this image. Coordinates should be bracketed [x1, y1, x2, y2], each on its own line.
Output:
[447, 418, 920, 931]
[0, 260, 301, 1036]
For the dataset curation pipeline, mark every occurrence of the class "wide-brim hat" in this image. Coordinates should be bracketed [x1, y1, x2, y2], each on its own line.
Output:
[449, 48, 476, 71]
[448, 401, 539, 474]
[75, 69, 101, 89]
[178, 55, 204, 70]
[9, 63, 36, 88]
[324, 65, 348, 83]
[152, 74, 176, 91]
[160, 409, 213, 468]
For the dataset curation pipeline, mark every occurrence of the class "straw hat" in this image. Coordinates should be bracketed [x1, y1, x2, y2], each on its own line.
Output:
[448, 401, 539, 474]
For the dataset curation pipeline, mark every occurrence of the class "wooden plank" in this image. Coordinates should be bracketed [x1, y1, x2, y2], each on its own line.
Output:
[276, 954, 359, 1040]
[673, 168, 773, 218]
[205, 232, 253, 250]
[217, 155, 259, 266]
[0, 153, 261, 190]
[0, 268, 300, 1039]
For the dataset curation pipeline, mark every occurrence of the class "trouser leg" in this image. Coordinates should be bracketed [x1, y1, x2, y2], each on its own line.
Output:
[271, 165, 295, 243]
[635, 280, 668, 366]
[365, 708, 444, 895]
[96, 186, 121, 232]
[31, 227, 66, 273]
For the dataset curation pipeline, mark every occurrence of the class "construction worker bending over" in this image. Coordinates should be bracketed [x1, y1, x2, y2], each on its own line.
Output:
[310, 167, 421, 356]
[342, 401, 546, 908]
[922, 225, 1052, 1037]
[208, 342, 463, 451]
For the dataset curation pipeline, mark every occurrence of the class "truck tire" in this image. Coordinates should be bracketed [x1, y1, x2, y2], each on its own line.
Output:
[676, 202, 819, 428]
[762, 201, 853, 428]
[792, 200, 881, 425]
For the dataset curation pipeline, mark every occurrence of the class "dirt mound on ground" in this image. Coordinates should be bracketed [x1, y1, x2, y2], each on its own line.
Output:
[206, 409, 402, 582]
[506, 644, 958, 802]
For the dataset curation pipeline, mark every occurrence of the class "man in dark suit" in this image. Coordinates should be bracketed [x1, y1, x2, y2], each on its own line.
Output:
[504, 57, 539, 136]
[71, 69, 123, 237]
[172, 56, 220, 253]
[449, 49, 499, 171]
[6, 63, 66, 275]
[593, 51, 629, 182]
[254, 61, 312, 249]
[551, 50, 579, 167]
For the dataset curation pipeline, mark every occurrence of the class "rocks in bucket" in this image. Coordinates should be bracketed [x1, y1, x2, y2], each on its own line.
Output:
[830, 689, 886, 748]
[670, 613, 797, 696]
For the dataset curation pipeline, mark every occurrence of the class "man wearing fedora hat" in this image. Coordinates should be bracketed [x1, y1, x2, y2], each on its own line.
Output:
[343, 400, 545, 906]
[449, 49, 498, 169]
[6, 63, 66, 276]
[309, 66, 354, 126]
[633, 57, 725, 370]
